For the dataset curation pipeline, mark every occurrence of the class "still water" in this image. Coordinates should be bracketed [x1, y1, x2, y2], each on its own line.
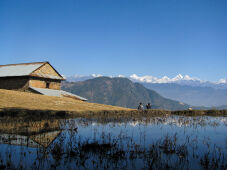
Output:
[0, 116, 226, 169]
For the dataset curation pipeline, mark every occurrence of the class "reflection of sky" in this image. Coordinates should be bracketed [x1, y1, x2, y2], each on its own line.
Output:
[73, 116, 227, 170]
[0, 144, 37, 168]
[75, 116, 227, 150]
[0, 116, 226, 169]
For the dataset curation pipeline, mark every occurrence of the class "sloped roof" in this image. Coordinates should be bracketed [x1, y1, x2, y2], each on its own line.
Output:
[0, 62, 43, 77]
[30, 87, 61, 97]
[61, 90, 88, 101]
[0, 61, 64, 80]
[30, 87, 88, 101]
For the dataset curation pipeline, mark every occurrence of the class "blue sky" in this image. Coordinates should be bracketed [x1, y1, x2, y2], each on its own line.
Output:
[0, 0, 226, 81]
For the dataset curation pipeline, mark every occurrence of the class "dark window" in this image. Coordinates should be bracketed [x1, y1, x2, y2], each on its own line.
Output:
[46, 82, 50, 88]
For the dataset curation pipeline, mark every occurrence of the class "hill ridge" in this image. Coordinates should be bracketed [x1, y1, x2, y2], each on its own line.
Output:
[62, 77, 189, 110]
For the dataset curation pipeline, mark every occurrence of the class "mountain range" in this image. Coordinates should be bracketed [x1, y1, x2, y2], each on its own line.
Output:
[143, 83, 227, 107]
[66, 74, 227, 89]
[62, 77, 189, 111]
[129, 74, 227, 90]
[65, 74, 227, 107]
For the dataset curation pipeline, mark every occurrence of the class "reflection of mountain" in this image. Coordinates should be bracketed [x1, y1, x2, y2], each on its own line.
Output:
[74, 116, 226, 128]
[0, 119, 62, 148]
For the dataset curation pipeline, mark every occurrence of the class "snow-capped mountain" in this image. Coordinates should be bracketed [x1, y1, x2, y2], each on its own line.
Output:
[129, 74, 227, 89]
[129, 74, 227, 106]
[66, 74, 227, 89]
[65, 73, 227, 107]
[129, 74, 201, 83]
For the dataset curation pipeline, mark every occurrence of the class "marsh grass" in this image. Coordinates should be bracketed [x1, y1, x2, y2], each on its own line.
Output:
[1, 129, 225, 169]
[0, 116, 226, 169]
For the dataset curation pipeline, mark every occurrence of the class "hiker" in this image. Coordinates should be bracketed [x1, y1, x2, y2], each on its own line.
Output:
[146, 103, 152, 109]
[138, 102, 144, 110]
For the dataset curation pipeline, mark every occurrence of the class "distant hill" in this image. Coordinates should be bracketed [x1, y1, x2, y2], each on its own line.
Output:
[62, 77, 189, 110]
[66, 75, 227, 107]
[143, 83, 227, 107]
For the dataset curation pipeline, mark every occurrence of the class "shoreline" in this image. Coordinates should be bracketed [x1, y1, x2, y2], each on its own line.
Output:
[0, 107, 227, 119]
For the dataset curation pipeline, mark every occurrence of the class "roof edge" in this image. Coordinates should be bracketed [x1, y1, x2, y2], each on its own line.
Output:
[0, 61, 49, 67]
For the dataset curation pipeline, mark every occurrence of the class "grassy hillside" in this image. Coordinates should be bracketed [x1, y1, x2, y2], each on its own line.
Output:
[0, 89, 226, 118]
[62, 77, 190, 110]
[0, 89, 130, 113]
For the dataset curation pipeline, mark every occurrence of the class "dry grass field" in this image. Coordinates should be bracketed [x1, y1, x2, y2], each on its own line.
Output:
[0, 89, 131, 113]
[0, 89, 226, 118]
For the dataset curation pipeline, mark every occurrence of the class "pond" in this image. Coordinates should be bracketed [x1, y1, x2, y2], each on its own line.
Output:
[0, 116, 226, 169]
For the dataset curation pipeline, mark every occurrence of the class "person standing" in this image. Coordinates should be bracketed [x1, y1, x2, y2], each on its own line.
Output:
[146, 103, 151, 109]
[137, 102, 144, 110]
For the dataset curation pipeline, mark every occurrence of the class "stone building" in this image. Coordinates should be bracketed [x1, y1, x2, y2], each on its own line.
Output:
[0, 61, 87, 101]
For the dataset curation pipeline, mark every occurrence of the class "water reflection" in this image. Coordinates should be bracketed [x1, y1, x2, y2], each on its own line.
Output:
[0, 116, 226, 169]
[0, 118, 61, 148]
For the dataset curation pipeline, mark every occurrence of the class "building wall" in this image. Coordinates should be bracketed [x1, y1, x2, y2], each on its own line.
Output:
[29, 79, 46, 89]
[0, 76, 61, 91]
[0, 77, 29, 91]
[32, 63, 62, 79]
[29, 77, 61, 90]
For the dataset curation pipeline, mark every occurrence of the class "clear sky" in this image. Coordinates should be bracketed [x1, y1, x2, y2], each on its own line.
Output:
[0, 0, 226, 81]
